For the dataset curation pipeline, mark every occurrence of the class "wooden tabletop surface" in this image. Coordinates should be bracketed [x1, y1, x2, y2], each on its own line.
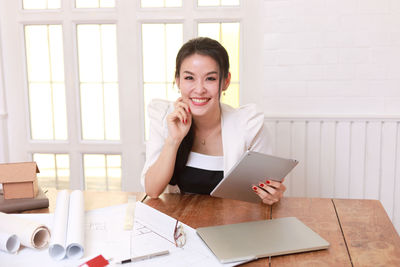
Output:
[21, 188, 146, 213]
[144, 194, 400, 267]
[24, 189, 400, 266]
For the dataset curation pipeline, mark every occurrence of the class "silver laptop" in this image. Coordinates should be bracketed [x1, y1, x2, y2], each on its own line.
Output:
[211, 151, 298, 203]
[196, 217, 330, 263]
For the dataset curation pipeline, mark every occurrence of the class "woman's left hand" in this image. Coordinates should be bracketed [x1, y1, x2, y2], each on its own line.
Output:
[252, 179, 286, 205]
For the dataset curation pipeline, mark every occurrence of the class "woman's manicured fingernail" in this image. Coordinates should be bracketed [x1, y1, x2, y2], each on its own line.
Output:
[266, 180, 271, 184]
[259, 183, 265, 188]
[252, 186, 258, 191]
[188, 107, 191, 113]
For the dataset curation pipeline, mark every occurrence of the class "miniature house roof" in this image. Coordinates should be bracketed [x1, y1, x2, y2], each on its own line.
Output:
[0, 162, 40, 183]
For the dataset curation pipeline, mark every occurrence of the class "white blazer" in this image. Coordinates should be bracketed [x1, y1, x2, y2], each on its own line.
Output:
[140, 99, 273, 193]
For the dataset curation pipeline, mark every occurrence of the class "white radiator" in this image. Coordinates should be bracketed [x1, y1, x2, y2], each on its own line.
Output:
[265, 116, 400, 234]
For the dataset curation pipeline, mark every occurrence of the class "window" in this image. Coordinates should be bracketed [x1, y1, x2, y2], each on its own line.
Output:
[75, 0, 115, 8]
[23, 0, 61, 9]
[84, 154, 121, 191]
[198, 0, 239, 7]
[2, 0, 259, 192]
[142, 23, 183, 138]
[33, 153, 70, 189]
[77, 24, 120, 141]
[25, 25, 68, 140]
[141, 0, 181, 8]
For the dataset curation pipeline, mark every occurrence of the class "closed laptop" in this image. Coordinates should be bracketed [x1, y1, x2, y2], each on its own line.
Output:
[196, 217, 330, 263]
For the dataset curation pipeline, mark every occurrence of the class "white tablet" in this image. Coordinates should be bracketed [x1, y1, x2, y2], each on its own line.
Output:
[211, 151, 298, 203]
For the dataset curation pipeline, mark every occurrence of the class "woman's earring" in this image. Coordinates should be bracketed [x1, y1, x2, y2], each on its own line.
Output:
[223, 91, 226, 96]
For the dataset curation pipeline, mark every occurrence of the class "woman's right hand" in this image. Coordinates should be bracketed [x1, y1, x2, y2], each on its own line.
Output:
[166, 97, 192, 144]
[252, 179, 286, 205]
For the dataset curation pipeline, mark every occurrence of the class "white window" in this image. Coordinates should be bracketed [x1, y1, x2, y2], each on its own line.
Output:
[1, 0, 261, 191]
[77, 24, 120, 141]
[142, 23, 183, 138]
[84, 154, 121, 191]
[25, 25, 68, 141]
[34, 153, 70, 189]
[198, 0, 240, 7]
[23, 0, 61, 9]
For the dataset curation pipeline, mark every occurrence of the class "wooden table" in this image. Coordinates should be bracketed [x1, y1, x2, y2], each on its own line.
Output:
[25, 190, 400, 266]
[143, 194, 400, 267]
[21, 188, 146, 213]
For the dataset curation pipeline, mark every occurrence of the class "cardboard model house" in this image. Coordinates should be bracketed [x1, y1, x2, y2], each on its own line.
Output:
[0, 162, 40, 200]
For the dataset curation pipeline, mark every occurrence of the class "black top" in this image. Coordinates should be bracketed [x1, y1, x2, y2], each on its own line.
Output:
[177, 166, 223, 194]
[171, 152, 224, 195]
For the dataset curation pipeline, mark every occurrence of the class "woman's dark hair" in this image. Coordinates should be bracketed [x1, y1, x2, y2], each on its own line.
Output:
[175, 37, 230, 93]
[170, 37, 230, 188]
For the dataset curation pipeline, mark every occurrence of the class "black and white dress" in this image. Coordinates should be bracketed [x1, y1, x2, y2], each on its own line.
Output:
[176, 152, 224, 195]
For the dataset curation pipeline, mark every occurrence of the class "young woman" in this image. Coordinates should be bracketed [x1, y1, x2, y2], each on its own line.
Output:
[141, 37, 286, 205]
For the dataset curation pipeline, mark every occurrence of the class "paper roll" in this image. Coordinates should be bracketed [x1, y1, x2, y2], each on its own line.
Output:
[0, 212, 50, 249]
[49, 190, 85, 261]
[0, 232, 20, 253]
[66, 190, 84, 259]
[48, 190, 70, 260]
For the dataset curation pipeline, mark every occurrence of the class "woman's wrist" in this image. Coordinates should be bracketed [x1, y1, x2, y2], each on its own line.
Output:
[165, 135, 182, 149]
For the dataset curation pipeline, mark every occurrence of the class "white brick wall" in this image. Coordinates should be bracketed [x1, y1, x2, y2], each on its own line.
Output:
[261, 0, 400, 234]
[261, 0, 400, 115]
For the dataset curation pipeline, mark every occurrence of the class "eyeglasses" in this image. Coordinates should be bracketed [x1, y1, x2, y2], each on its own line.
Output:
[173, 220, 186, 248]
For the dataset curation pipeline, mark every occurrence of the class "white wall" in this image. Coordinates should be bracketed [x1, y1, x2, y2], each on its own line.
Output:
[266, 117, 400, 234]
[260, 0, 400, 115]
[0, 17, 9, 164]
[260, 0, 400, 234]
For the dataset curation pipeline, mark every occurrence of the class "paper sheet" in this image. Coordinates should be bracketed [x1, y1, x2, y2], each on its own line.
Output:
[0, 212, 50, 249]
[0, 202, 245, 267]
[130, 202, 246, 267]
[48, 190, 85, 260]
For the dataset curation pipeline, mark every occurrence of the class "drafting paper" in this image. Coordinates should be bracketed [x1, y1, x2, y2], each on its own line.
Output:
[0, 212, 50, 249]
[48, 190, 69, 260]
[0, 232, 20, 253]
[49, 190, 85, 261]
[0, 202, 245, 267]
[130, 202, 246, 267]
[66, 190, 85, 259]
[0, 206, 131, 267]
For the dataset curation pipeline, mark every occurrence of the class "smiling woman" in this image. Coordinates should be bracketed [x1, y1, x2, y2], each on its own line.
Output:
[141, 37, 286, 206]
[177, 54, 229, 120]
[142, 22, 240, 140]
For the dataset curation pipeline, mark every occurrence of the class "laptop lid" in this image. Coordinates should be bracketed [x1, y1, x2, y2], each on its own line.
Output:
[196, 217, 329, 263]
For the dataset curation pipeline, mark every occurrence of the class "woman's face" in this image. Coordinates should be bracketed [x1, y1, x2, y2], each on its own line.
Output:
[176, 54, 230, 118]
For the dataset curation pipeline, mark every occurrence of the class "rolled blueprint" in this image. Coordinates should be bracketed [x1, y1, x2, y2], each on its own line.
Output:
[66, 190, 85, 259]
[0, 232, 20, 253]
[0, 212, 50, 249]
[49, 190, 70, 260]
[49, 190, 85, 261]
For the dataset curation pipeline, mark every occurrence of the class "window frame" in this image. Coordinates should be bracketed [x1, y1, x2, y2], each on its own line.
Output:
[0, 0, 262, 191]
